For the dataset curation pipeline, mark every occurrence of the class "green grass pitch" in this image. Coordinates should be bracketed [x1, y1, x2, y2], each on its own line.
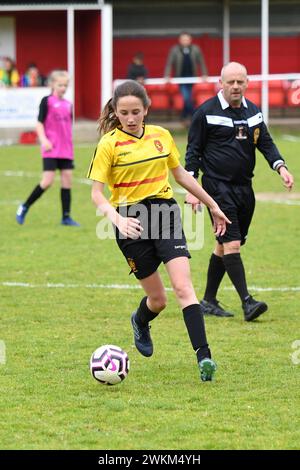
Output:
[0, 128, 299, 449]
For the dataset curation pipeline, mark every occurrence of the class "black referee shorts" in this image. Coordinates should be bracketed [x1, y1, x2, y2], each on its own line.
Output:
[116, 198, 191, 280]
[43, 158, 74, 171]
[202, 176, 255, 245]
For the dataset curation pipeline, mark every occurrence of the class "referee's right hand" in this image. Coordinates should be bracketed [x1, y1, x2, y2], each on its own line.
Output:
[184, 193, 202, 213]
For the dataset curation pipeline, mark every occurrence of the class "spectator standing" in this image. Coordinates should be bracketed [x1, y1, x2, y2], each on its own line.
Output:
[164, 32, 207, 124]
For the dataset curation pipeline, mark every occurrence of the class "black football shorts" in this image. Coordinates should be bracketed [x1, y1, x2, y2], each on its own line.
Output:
[116, 198, 191, 280]
[202, 176, 255, 245]
[43, 158, 74, 171]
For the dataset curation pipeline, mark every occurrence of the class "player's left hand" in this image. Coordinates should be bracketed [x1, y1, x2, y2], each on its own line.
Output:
[185, 192, 202, 213]
[210, 206, 231, 236]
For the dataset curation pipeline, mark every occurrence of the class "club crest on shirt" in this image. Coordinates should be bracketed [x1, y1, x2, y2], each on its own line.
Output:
[154, 139, 163, 153]
[253, 128, 260, 145]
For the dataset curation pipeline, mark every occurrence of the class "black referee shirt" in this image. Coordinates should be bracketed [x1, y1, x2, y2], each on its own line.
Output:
[185, 90, 285, 185]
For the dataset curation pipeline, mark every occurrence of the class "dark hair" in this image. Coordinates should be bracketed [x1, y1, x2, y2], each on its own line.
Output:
[134, 52, 144, 60]
[98, 80, 150, 135]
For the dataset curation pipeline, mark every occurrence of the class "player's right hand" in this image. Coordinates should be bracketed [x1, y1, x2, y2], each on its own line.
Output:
[42, 138, 53, 151]
[118, 216, 143, 239]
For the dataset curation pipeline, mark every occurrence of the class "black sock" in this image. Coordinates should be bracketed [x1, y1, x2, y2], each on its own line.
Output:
[223, 253, 249, 302]
[182, 304, 211, 362]
[135, 296, 159, 326]
[61, 188, 71, 219]
[204, 253, 226, 302]
[24, 184, 45, 208]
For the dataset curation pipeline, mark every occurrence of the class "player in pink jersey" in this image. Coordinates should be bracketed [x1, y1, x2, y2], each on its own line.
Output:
[16, 70, 79, 226]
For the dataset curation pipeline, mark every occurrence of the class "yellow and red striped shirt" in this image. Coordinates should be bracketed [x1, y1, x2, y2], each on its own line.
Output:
[87, 125, 180, 206]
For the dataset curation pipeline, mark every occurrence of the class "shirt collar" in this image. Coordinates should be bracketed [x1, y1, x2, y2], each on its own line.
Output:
[217, 89, 248, 109]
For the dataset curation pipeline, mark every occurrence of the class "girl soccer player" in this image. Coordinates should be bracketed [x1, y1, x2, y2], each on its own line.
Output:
[16, 70, 79, 226]
[87, 80, 231, 382]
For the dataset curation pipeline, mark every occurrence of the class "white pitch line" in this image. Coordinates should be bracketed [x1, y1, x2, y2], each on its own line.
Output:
[1, 196, 299, 207]
[223, 286, 300, 292]
[0, 171, 298, 197]
[173, 187, 300, 205]
[0, 170, 91, 185]
[1, 281, 299, 292]
[257, 200, 300, 206]
[0, 200, 21, 205]
[283, 134, 300, 142]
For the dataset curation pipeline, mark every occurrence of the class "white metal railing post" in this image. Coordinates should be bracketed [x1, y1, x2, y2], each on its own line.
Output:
[261, 0, 269, 124]
[223, 0, 230, 65]
[67, 7, 75, 118]
[101, 4, 113, 111]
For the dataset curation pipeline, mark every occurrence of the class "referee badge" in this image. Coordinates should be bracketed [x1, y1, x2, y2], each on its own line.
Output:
[235, 125, 248, 140]
[154, 140, 163, 153]
[253, 128, 260, 145]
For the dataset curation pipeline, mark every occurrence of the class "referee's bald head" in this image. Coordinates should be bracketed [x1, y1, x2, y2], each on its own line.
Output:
[221, 62, 248, 81]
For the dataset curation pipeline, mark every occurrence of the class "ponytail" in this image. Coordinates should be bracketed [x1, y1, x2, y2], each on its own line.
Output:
[97, 98, 120, 135]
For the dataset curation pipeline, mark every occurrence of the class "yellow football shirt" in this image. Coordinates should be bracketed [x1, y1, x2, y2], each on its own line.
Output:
[87, 124, 180, 206]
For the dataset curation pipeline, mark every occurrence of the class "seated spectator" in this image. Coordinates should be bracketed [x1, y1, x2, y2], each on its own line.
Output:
[127, 52, 148, 84]
[21, 63, 45, 87]
[0, 57, 20, 87]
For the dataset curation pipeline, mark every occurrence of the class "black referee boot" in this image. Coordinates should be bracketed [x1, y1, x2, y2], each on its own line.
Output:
[199, 299, 234, 317]
[243, 296, 268, 322]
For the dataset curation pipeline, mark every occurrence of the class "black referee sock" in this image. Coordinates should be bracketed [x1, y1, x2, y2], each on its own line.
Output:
[223, 253, 249, 302]
[135, 296, 159, 326]
[24, 184, 45, 208]
[204, 253, 226, 302]
[182, 304, 211, 362]
[61, 188, 71, 219]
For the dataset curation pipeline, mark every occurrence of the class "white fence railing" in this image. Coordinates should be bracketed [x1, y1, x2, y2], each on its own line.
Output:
[1, 74, 300, 129]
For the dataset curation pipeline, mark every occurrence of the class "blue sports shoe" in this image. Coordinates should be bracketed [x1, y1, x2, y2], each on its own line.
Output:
[61, 216, 80, 226]
[198, 358, 217, 382]
[16, 204, 28, 225]
[131, 312, 153, 357]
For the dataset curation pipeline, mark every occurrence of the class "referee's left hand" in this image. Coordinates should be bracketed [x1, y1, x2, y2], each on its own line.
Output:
[279, 167, 294, 191]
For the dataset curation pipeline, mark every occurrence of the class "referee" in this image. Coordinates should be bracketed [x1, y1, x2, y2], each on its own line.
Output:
[185, 62, 294, 321]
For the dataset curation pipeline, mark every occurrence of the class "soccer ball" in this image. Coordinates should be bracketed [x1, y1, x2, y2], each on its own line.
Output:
[90, 344, 130, 385]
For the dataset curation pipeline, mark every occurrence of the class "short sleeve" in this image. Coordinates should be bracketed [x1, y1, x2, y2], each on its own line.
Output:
[38, 96, 49, 123]
[167, 132, 181, 169]
[87, 136, 114, 183]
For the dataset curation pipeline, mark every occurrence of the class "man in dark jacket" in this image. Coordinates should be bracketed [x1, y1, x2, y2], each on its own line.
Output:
[185, 62, 294, 321]
[165, 32, 207, 122]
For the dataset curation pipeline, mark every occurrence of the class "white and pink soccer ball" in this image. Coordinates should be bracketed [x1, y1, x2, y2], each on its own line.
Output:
[90, 344, 130, 385]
